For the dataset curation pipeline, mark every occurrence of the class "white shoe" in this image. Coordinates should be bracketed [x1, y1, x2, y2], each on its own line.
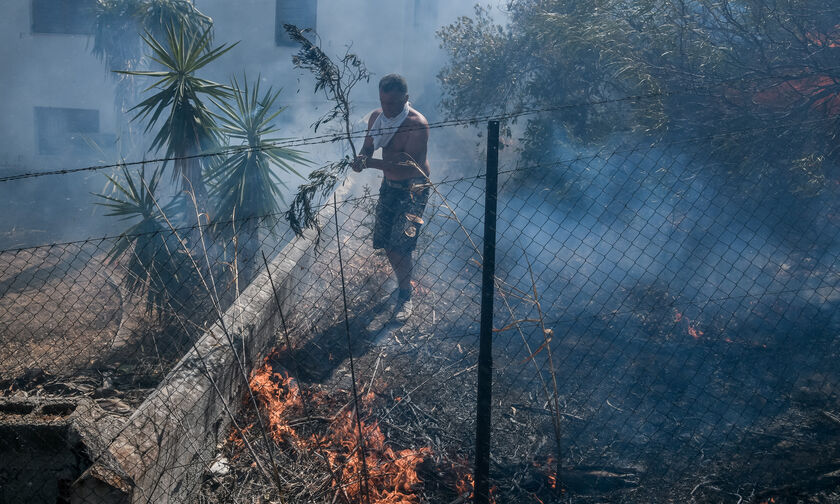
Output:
[395, 298, 414, 322]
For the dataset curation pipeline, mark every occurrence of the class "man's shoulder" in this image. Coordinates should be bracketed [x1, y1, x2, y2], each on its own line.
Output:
[405, 108, 429, 128]
[368, 109, 383, 126]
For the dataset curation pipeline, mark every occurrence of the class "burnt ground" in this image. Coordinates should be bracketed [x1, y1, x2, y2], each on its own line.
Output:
[198, 187, 840, 504]
[1, 161, 838, 502]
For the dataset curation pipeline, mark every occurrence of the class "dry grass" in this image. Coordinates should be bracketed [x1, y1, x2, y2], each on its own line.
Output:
[0, 245, 190, 402]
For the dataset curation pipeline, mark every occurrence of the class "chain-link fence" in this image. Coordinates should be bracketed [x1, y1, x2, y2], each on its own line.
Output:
[1, 119, 839, 503]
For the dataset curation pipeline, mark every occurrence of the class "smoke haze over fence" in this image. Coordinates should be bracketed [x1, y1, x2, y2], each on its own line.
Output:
[2, 1, 840, 502]
[0, 0, 483, 250]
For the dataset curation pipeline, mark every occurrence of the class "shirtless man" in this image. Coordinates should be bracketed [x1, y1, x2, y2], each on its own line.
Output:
[352, 74, 431, 321]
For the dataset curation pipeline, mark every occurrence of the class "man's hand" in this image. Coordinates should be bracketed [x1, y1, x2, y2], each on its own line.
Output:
[351, 155, 367, 172]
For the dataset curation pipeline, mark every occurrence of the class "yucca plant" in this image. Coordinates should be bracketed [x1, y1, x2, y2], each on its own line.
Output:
[208, 74, 307, 282]
[94, 0, 212, 72]
[141, 0, 213, 42]
[93, 0, 148, 159]
[117, 25, 236, 224]
[93, 0, 214, 154]
[95, 166, 187, 316]
[93, 0, 146, 72]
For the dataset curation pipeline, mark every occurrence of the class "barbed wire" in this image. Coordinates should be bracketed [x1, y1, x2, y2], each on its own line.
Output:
[0, 92, 670, 184]
[1, 113, 836, 254]
[3, 66, 840, 184]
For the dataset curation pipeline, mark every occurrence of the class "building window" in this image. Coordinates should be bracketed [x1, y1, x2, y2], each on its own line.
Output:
[35, 107, 99, 155]
[32, 0, 95, 35]
[275, 0, 317, 47]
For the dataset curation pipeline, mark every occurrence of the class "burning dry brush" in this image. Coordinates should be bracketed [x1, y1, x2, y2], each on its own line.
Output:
[208, 349, 483, 504]
[198, 195, 574, 503]
[204, 305, 562, 503]
[202, 231, 485, 502]
[217, 340, 573, 503]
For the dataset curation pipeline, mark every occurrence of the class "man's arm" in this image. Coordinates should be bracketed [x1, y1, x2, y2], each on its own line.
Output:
[360, 111, 378, 157]
[352, 111, 379, 172]
[352, 110, 381, 172]
[398, 116, 429, 176]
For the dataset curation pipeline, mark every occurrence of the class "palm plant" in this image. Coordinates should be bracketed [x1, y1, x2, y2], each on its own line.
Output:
[93, 0, 148, 159]
[141, 0, 213, 42]
[95, 166, 187, 316]
[93, 0, 146, 72]
[117, 25, 236, 224]
[208, 75, 307, 282]
[93, 0, 214, 155]
[94, 0, 212, 72]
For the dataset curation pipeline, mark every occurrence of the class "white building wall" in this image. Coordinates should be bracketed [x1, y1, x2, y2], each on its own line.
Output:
[1, 0, 472, 172]
[200, 0, 455, 122]
[0, 0, 476, 247]
[0, 2, 119, 174]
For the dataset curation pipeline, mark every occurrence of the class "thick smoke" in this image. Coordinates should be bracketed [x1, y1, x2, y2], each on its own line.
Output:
[421, 132, 840, 474]
[0, 0, 481, 249]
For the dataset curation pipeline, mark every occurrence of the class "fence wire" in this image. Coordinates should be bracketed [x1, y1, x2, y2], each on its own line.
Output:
[1, 124, 839, 504]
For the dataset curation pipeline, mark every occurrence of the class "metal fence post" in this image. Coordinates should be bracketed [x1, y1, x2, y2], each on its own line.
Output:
[475, 120, 499, 504]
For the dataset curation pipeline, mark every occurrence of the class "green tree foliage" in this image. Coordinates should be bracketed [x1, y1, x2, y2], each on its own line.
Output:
[438, 0, 840, 185]
[438, 3, 666, 153]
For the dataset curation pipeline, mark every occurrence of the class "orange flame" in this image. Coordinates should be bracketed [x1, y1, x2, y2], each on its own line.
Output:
[673, 309, 704, 339]
[752, 75, 840, 115]
[453, 470, 498, 503]
[246, 356, 433, 503]
[545, 456, 557, 489]
[455, 472, 474, 498]
[409, 280, 431, 296]
[226, 422, 253, 459]
[249, 366, 305, 444]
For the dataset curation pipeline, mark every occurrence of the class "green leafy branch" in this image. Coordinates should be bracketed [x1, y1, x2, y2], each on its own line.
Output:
[283, 24, 370, 236]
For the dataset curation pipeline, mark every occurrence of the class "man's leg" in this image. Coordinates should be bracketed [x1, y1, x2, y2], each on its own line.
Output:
[386, 249, 412, 299]
[388, 249, 414, 322]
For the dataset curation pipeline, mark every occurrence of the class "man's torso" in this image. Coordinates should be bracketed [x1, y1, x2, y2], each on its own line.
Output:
[374, 108, 431, 181]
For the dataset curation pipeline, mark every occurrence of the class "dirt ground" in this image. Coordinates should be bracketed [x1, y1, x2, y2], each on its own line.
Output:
[0, 244, 201, 411]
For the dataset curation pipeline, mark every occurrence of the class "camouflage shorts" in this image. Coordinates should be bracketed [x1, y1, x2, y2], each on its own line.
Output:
[372, 177, 430, 253]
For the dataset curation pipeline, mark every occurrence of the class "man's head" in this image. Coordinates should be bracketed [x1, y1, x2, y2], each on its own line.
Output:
[379, 74, 409, 118]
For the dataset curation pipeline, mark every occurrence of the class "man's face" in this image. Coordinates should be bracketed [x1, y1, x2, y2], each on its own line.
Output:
[379, 90, 408, 118]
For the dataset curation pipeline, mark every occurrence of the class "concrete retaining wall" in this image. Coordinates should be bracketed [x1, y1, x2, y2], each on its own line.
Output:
[70, 201, 336, 503]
